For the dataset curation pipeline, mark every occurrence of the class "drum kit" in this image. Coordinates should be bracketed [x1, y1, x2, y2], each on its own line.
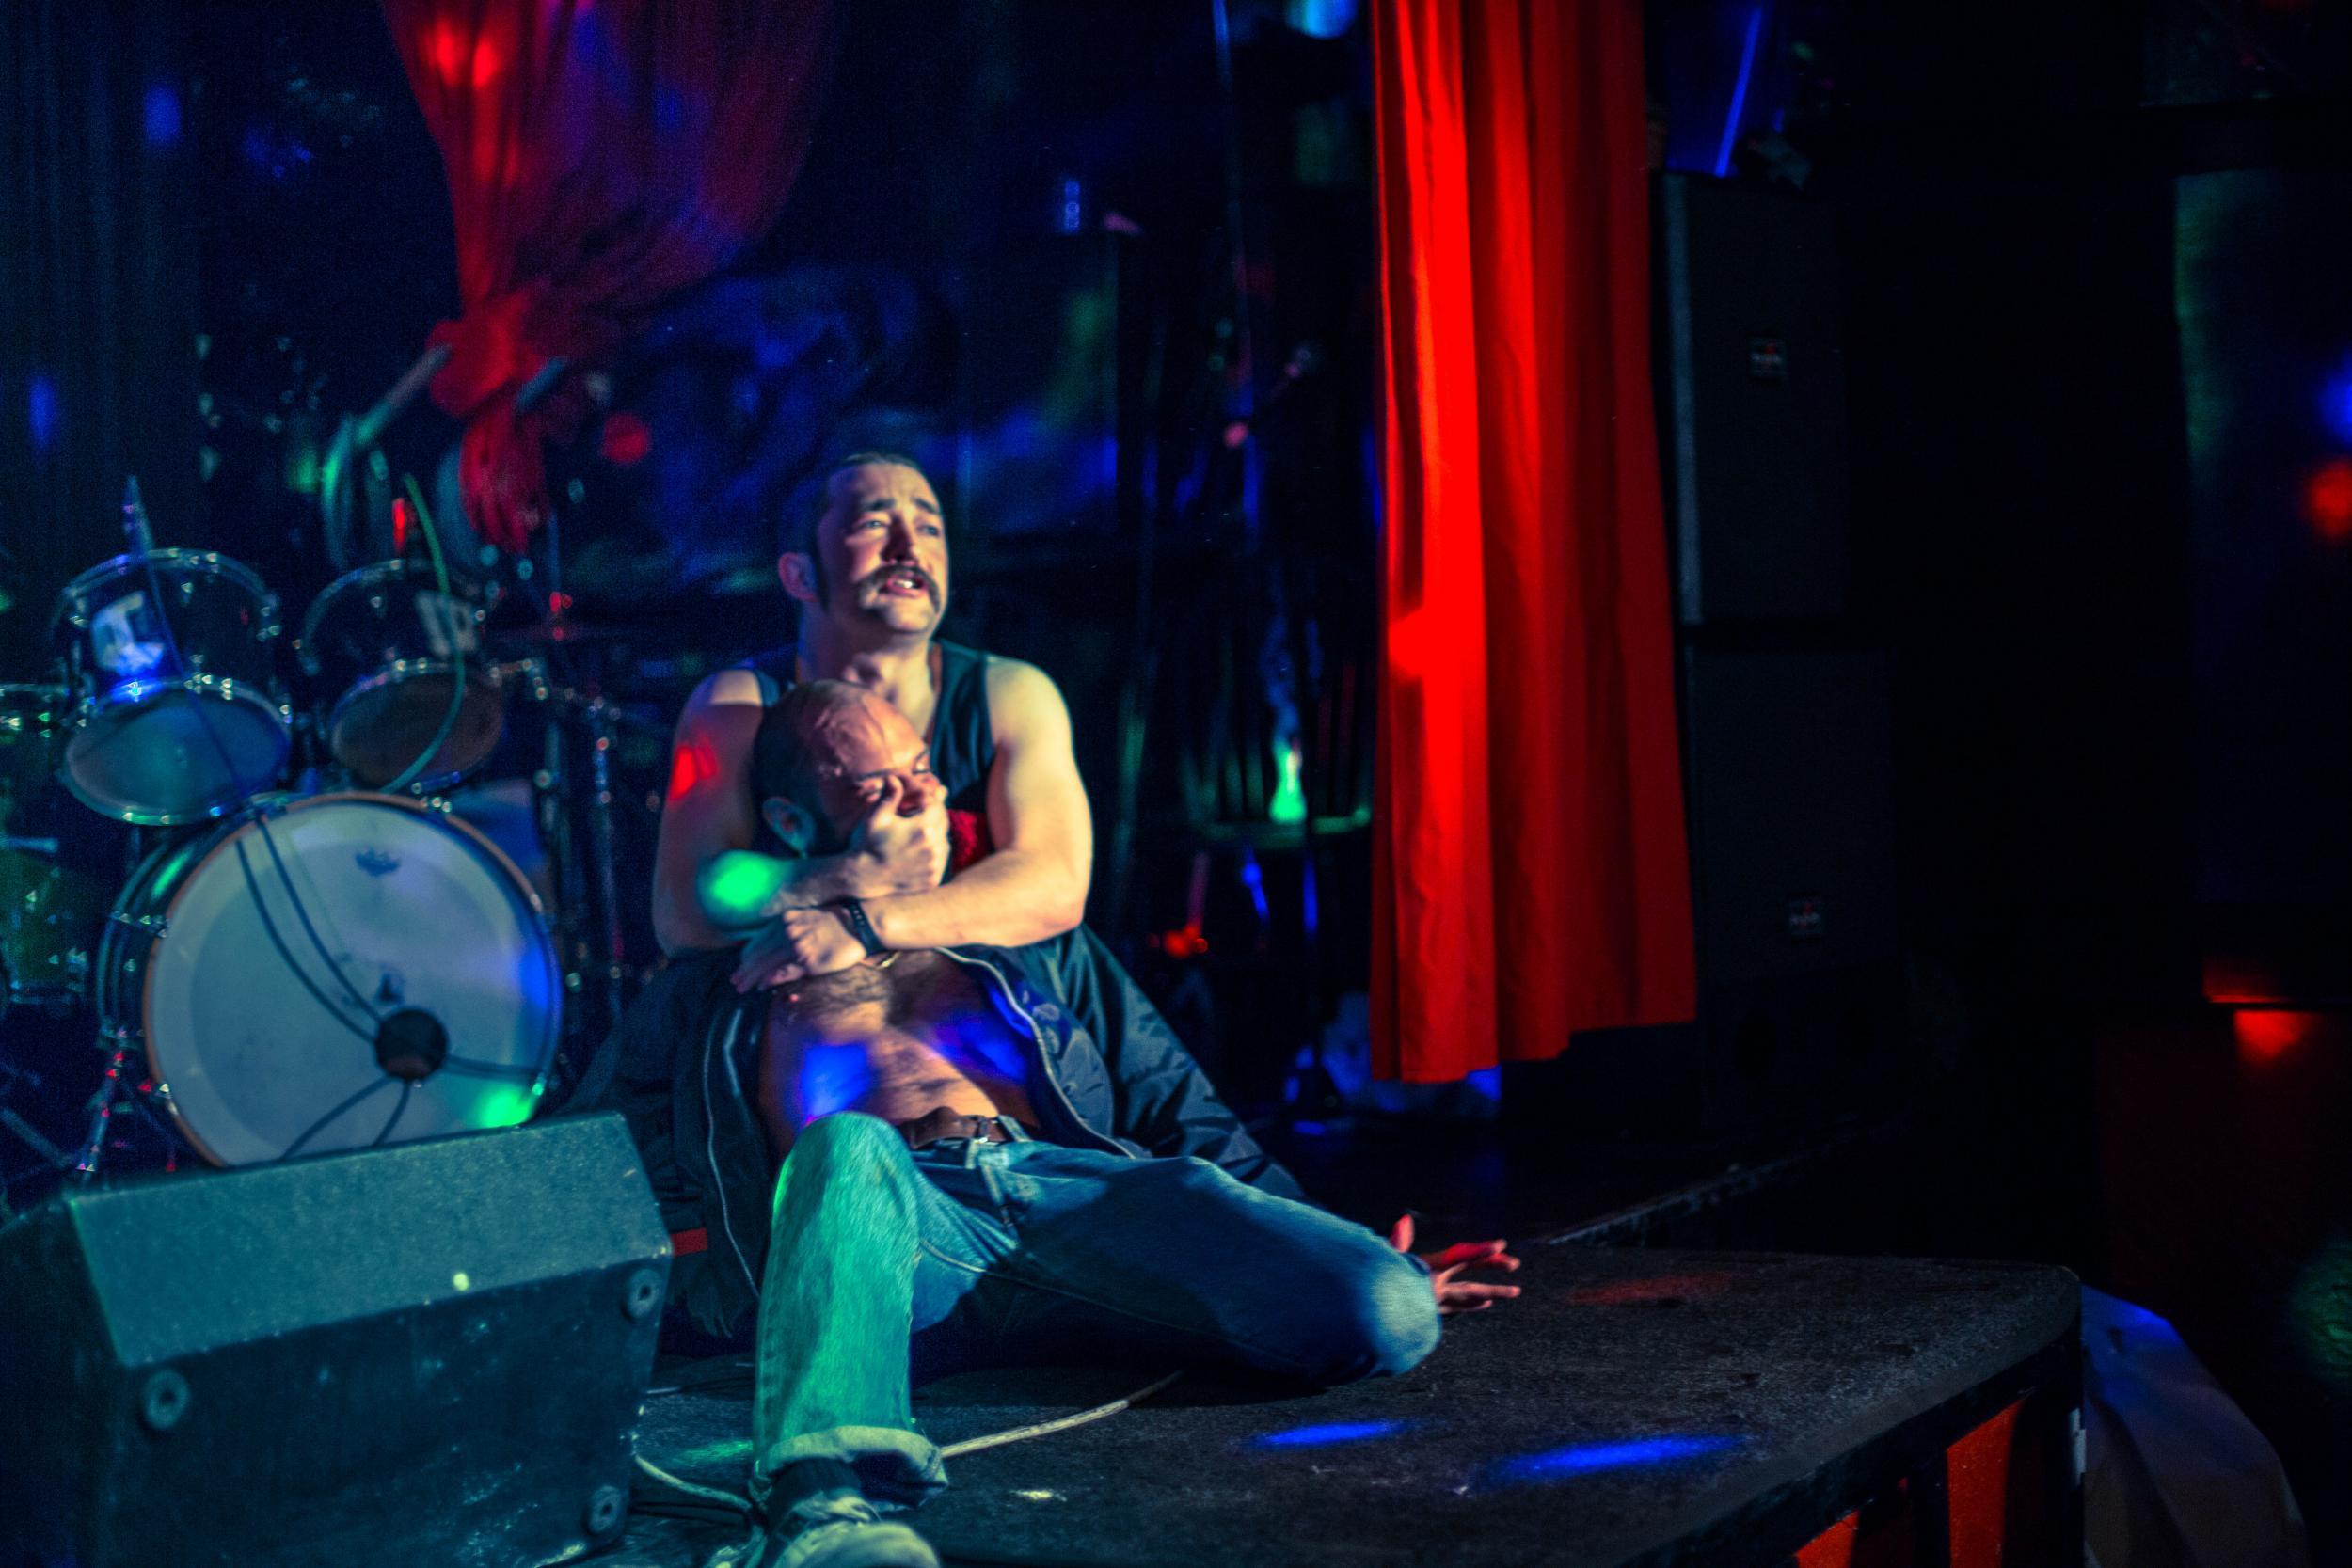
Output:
[0, 481, 646, 1197]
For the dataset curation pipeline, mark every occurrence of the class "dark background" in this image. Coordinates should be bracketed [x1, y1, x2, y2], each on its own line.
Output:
[5, 0, 2351, 1556]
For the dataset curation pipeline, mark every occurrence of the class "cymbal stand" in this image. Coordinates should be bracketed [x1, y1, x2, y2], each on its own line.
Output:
[581, 692, 626, 1034]
[533, 672, 588, 1051]
[516, 658, 632, 1057]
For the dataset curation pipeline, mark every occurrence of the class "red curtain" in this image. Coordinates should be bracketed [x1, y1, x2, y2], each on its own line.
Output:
[381, 0, 829, 550]
[1369, 0, 1695, 1082]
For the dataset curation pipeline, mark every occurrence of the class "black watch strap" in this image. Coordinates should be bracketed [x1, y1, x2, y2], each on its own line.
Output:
[833, 898, 885, 956]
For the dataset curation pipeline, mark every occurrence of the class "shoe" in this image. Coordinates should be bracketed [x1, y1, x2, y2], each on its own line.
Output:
[755, 1493, 940, 1568]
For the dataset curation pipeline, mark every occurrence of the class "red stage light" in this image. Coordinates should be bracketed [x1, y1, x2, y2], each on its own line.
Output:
[2233, 1008, 2317, 1064]
[598, 411, 652, 467]
[1152, 923, 1209, 959]
[428, 22, 468, 81]
[2303, 457, 2352, 540]
[667, 736, 719, 801]
[426, 21, 502, 87]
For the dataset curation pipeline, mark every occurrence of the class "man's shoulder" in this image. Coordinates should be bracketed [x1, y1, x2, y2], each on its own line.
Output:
[691, 653, 787, 712]
[975, 654, 1071, 734]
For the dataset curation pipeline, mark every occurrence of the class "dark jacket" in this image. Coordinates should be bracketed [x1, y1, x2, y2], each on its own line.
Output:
[570, 925, 1305, 1338]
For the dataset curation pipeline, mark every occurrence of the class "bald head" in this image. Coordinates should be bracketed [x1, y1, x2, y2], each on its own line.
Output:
[753, 679, 940, 855]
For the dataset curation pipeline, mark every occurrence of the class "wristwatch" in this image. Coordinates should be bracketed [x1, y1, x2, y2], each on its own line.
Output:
[831, 897, 885, 957]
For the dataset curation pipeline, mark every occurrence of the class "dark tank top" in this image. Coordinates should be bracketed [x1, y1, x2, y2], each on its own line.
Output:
[743, 638, 996, 838]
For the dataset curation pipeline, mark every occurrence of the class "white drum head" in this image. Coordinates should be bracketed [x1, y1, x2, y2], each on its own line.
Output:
[143, 794, 559, 1165]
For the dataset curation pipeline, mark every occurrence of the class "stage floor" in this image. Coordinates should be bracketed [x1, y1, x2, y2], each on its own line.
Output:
[603, 1245, 2077, 1568]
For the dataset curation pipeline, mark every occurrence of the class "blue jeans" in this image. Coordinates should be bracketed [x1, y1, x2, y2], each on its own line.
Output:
[749, 1112, 1440, 1508]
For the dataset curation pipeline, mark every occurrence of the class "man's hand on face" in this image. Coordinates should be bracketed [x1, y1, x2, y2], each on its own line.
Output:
[1387, 1214, 1523, 1316]
[844, 777, 950, 898]
[731, 907, 870, 992]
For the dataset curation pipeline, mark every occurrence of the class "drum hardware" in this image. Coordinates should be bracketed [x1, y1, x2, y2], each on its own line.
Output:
[0, 1104, 70, 1174]
[294, 558, 505, 791]
[0, 1056, 72, 1175]
[69, 1040, 142, 1180]
[86, 792, 559, 1169]
[578, 690, 627, 1037]
[63, 1034, 186, 1186]
[2, 700, 106, 1015]
[47, 483, 292, 825]
[493, 654, 638, 1065]
[319, 344, 455, 574]
[21, 484, 570, 1180]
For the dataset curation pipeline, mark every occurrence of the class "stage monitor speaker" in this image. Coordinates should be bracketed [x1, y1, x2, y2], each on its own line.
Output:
[1683, 646, 1896, 986]
[0, 1113, 669, 1568]
[1657, 174, 1851, 626]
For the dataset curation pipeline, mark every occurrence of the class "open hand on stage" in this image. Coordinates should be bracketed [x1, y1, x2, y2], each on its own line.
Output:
[1388, 1214, 1522, 1316]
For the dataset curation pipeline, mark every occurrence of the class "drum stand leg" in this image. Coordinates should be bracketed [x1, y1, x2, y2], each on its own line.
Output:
[584, 697, 626, 1036]
[0, 1058, 72, 1178]
[70, 1037, 136, 1183]
[538, 697, 587, 1052]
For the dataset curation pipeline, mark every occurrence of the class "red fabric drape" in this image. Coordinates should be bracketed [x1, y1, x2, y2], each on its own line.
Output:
[381, 0, 829, 550]
[1370, 0, 1695, 1082]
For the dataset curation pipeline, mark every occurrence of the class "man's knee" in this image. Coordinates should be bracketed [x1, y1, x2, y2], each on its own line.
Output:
[1309, 1247, 1442, 1386]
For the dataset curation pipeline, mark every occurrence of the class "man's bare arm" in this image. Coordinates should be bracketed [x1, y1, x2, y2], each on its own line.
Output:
[862, 657, 1091, 950]
[652, 669, 870, 954]
[696, 779, 948, 934]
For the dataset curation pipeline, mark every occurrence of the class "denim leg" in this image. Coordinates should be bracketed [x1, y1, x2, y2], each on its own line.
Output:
[749, 1114, 1013, 1509]
[982, 1145, 1442, 1387]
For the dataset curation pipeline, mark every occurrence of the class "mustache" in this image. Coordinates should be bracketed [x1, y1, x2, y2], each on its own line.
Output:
[855, 563, 941, 603]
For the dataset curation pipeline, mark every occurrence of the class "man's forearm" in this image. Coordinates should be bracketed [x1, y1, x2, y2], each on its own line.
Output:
[862, 847, 1085, 953]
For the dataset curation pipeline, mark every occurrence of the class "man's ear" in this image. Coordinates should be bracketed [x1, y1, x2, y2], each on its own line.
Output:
[778, 552, 819, 605]
[761, 797, 816, 858]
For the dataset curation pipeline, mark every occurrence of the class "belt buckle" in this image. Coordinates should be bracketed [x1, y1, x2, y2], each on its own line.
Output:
[902, 1109, 1000, 1149]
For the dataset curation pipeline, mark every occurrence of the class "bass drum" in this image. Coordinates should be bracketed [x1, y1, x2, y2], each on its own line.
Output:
[97, 792, 561, 1166]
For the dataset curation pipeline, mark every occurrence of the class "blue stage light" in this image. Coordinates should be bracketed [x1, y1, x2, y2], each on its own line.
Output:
[26, 373, 57, 453]
[1713, 6, 1767, 178]
[143, 84, 183, 147]
[1253, 1419, 1410, 1449]
[2319, 358, 2352, 444]
[1287, 0, 1359, 38]
[1489, 1435, 1740, 1485]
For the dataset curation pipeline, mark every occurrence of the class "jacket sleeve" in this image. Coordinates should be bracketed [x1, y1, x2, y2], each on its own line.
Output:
[1042, 927, 1310, 1204]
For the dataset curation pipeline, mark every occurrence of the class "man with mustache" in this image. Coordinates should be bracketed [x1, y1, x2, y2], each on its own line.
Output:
[601, 452, 1102, 1348]
[652, 452, 1091, 983]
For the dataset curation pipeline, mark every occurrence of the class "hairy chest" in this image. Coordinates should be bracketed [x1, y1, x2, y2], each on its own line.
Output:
[765, 956, 1036, 1114]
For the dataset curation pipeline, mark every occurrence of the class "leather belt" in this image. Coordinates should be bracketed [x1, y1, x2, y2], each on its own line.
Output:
[896, 1108, 1016, 1149]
